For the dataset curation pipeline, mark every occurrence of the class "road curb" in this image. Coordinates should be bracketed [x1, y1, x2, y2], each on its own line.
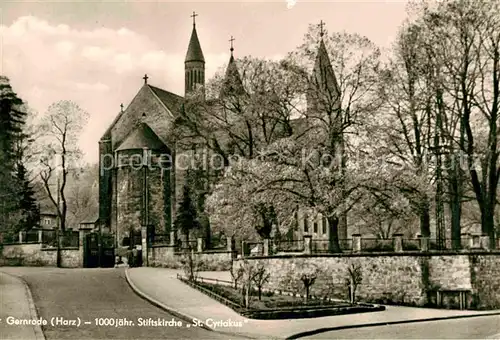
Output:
[0, 270, 46, 340]
[124, 268, 213, 332]
[286, 311, 500, 339]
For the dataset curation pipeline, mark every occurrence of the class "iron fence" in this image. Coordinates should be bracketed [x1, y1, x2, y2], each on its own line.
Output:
[339, 239, 353, 252]
[151, 233, 170, 246]
[41, 230, 57, 248]
[361, 238, 394, 252]
[273, 239, 304, 253]
[24, 230, 39, 243]
[59, 231, 79, 248]
[210, 236, 228, 250]
[402, 239, 420, 251]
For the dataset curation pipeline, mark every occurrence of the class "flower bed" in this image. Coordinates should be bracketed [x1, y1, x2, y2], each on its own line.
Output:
[178, 275, 385, 319]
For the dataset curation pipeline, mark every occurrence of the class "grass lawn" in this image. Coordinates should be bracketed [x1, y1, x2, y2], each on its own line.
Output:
[195, 280, 351, 310]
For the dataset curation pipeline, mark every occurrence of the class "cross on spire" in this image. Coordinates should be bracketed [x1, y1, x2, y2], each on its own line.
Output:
[143, 74, 149, 84]
[319, 20, 325, 38]
[229, 35, 235, 55]
[191, 11, 198, 26]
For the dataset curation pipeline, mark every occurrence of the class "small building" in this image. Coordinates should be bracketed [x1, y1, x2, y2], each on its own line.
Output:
[79, 212, 100, 231]
[39, 211, 57, 229]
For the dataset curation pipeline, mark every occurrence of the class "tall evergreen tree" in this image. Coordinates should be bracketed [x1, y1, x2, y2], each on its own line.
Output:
[0, 76, 28, 234]
[16, 162, 40, 231]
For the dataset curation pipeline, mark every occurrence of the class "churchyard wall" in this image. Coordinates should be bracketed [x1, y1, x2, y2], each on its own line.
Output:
[232, 252, 500, 309]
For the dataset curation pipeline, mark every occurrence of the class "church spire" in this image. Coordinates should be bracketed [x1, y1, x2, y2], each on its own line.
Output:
[185, 11, 205, 95]
[307, 20, 341, 113]
[220, 36, 244, 98]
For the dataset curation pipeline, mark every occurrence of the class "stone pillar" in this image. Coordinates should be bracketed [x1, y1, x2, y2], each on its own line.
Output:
[78, 229, 86, 267]
[197, 237, 203, 253]
[303, 235, 312, 255]
[461, 233, 471, 250]
[393, 234, 403, 252]
[352, 234, 362, 253]
[419, 236, 429, 252]
[38, 230, 43, 243]
[226, 236, 234, 252]
[480, 235, 490, 250]
[141, 225, 148, 266]
[263, 239, 270, 256]
[19, 231, 23, 243]
[169, 231, 176, 247]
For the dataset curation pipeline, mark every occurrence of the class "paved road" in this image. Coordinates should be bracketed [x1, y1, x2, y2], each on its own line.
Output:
[0, 267, 241, 340]
[303, 315, 500, 339]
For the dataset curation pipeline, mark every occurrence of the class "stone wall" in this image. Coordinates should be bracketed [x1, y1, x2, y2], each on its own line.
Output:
[1, 243, 81, 268]
[147, 245, 233, 271]
[470, 255, 500, 309]
[233, 253, 500, 309]
[60, 249, 82, 268]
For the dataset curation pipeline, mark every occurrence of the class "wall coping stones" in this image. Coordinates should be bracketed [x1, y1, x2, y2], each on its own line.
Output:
[239, 251, 500, 260]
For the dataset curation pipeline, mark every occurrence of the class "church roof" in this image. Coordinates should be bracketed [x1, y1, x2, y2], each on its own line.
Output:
[115, 122, 168, 152]
[220, 55, 245, 97]
[312, 39, 340, 95]
[148, 85, 184, 114]
[185, 25, 205, 63]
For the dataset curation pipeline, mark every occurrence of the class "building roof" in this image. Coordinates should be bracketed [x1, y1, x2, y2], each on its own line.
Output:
[40, 211, 57, 217]
[100, 84, 184, 142]
[79, 211, 99, 224]
[220, 55, 245, 98]
[148, 85, 184, 114]
[185, 25, 205, 63]
[115, 122, 169, 152]
[312, 39, 340, 95]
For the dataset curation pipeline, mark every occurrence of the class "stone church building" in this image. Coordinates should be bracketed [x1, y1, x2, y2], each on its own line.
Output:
[98, 15, 346, 246]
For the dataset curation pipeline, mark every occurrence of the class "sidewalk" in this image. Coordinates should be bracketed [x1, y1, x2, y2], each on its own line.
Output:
[126, 267, 500, 339]
[0, 271, 45, 340]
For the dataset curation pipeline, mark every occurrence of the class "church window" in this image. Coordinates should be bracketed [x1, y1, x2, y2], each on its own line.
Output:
[313, 220, 318, 233]
[322, 216, 327, 235]
[303, 213, 309, 233]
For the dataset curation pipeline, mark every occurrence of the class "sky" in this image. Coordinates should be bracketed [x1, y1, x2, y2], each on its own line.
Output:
[0, 0, 410, 164]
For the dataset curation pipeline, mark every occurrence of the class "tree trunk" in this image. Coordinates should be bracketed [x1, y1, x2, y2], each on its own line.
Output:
[419, 197, 431, 238]
[305, 286, 309, 303]
[327, 215, 342, 253]
[450, 188, 462, 250]
[481, 204, 496, 249]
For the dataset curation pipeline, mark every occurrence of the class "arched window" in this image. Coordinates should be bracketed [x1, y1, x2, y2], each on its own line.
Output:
[303, 213, 309, 233]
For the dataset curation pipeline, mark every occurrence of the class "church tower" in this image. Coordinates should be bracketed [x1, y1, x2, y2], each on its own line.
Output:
[306, 21, 341, 115]
[220, 36, 245, 98]
[185, 11, 205, 95]
[306, 21, 347, 241]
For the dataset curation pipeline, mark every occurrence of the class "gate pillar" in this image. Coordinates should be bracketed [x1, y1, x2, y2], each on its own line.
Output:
[79, 228, 92, 267]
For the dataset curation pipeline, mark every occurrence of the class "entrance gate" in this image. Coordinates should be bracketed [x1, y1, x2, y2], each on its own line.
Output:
[84, 233, 115, 268]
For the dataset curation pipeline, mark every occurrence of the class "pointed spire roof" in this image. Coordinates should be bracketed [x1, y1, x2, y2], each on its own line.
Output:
[312, 38, 340, 95]
[115, 122, 168, 152]
[185, 19, 205, 63]
[220, 37, 245, 97]
[312, 34, 339, 97]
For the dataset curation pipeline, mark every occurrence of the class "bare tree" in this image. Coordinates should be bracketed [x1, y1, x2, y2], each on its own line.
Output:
[37, 100, 89, 231]
[412, 1, 500, 247]
[251, 263, 270, 301]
